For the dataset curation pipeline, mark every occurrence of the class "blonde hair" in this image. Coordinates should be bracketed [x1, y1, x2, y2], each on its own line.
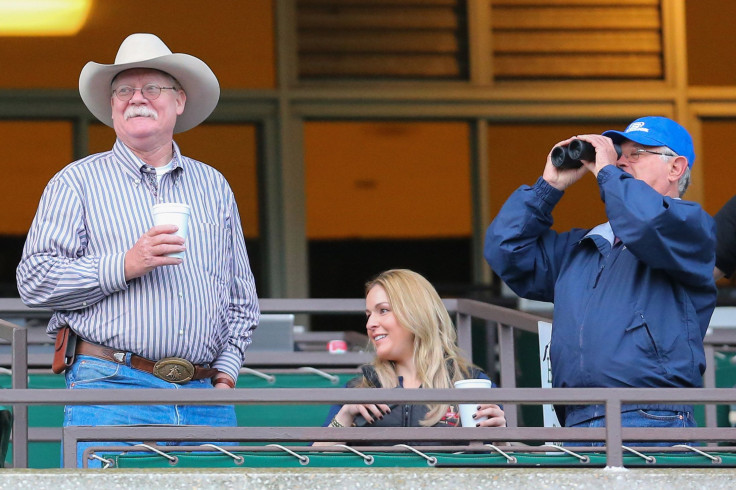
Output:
[361, 269, 475, 426]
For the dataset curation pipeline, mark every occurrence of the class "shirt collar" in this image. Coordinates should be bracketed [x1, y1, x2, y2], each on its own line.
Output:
[112, 138, 184, 176]
[584, 221, 615, 247]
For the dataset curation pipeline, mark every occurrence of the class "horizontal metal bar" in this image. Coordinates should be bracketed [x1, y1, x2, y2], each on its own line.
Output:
[63, 426, 736, 443]
[81, 443, 736, 454]
[5, 387, 736, 405]
[0, 318, 22, 342]
[1, 297, 541, 322]
[455, 299, 541, 333]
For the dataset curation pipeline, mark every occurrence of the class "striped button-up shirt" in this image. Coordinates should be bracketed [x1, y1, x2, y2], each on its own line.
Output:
[17, 139, 259, 381]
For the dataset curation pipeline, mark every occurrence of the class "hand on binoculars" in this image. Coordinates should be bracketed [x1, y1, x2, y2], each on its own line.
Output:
[545, 134, 620, 190]
[544, 137, 589, 191]
[575, 134, 620, 177]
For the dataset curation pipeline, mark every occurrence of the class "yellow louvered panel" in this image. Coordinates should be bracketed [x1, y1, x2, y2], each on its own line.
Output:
[494, 54, 662, 78]
[494, 31, 661, 54]
[491, 1, 664, 80]
[300, 32, 460, 54]
[300, 54, 462, 78]
[492, 6, 660, 29]
[492, 0, 658, 6]
[301, 0, 458, 4]
[297, 0, 467, 79]
[299, 9, 459, 29]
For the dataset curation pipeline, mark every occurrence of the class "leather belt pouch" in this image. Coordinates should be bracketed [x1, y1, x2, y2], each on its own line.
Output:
[52, 325, 77, 374]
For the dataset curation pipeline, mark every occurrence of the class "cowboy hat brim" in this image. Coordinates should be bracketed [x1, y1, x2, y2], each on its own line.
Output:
[79, 46, 219, 134]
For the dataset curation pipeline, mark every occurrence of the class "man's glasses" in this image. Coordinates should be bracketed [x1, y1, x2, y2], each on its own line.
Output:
[624, 148, 676, 162]
[112, 84, 178, 102]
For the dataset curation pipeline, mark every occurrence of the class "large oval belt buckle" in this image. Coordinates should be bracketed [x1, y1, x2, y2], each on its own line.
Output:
[153, 357, 195, 384]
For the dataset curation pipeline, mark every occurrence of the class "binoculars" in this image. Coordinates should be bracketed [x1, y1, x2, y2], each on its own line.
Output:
[551, 139, 622, 169]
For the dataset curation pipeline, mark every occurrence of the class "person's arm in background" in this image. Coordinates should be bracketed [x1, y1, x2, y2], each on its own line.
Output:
[714, 195, 736, 280]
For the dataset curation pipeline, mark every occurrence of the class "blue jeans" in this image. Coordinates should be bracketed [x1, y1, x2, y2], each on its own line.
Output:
[64, 354, 236, 468]
[565, 409, 696, 448]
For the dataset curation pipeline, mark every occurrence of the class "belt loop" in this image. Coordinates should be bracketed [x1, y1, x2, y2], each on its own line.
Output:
[125, 352, 133, 367]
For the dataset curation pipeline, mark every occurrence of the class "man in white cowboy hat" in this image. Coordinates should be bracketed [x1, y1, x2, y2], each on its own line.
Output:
[17, 33, 259, 467]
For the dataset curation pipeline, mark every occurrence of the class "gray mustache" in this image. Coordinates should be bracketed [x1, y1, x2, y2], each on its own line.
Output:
[124, 106, 158, 120]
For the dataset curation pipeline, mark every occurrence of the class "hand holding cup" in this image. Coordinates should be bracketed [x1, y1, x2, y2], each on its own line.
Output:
[454, 378, 493, 427]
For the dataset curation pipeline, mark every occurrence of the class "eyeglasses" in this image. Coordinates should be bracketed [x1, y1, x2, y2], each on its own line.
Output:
[623, 148, 675, 162]
[112, 84, 178, 102]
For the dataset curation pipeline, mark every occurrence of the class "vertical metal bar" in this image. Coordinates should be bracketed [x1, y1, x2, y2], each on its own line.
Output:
[484, 319, 498, 381]
[605, 398, 623, 468]
[11, 326, 28, 469]
[274, 0, 308, 299]
[72, 116, 89, 161]
[497, 322, 517, 428]
[471, 119, 492, 287]
[62, 427, 77, 469]
[456, 312, 473, 363]
[703, 344, 718, 429]
[259, 116, 286, 297]
[278, 114, 308, 299]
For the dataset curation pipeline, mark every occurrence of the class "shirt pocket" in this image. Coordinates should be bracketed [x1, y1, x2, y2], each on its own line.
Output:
[190, 219, 230, 284]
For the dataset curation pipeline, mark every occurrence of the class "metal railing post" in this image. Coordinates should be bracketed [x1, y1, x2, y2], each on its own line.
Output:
[497, 321, 517, 428]
[11, 324, 28, 469]
[455, 312, 473, 363]
[703, 344, 718, 429]
[605, 398, 623, 467]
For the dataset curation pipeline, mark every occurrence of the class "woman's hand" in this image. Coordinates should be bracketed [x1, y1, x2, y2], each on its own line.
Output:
[474, 403, 506, 427]
[334, 402, 392, 426]
[313, 402, 393, 446]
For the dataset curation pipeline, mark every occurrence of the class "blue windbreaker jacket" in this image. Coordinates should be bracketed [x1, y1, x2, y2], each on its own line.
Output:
[484, 166, 717, 426]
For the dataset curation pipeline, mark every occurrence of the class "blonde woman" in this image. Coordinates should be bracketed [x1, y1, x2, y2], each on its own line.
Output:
[314, 269, 505, 446]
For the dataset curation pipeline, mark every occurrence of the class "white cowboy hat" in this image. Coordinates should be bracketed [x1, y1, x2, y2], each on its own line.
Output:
[78, 33, 219, 134]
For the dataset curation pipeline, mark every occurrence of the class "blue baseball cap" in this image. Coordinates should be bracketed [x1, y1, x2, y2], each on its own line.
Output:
[602, 116, 695, 167]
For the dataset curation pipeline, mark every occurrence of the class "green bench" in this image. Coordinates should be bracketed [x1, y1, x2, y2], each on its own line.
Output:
[111, 450, 736, 469]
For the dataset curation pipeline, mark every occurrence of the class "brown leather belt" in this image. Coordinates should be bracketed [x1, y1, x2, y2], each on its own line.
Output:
[76, 339, 218, 384]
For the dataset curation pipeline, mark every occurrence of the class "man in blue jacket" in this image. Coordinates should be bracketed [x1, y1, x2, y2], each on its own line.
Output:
[485, 117, 716, 440]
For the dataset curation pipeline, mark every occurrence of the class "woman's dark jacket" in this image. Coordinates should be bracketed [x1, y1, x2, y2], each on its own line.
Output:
[322, 364, 494, 445]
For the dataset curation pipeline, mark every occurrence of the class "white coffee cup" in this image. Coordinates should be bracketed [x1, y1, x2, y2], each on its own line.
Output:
[151, 202, 191, 259]
[454, 378, 493, 427]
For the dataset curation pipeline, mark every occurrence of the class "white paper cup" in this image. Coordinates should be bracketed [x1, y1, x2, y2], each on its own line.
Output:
[454, 378, 492, 427]
[151, 202, 191, 259]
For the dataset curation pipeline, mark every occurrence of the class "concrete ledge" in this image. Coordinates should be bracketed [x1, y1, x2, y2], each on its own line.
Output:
[1, 467, 736, 489]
